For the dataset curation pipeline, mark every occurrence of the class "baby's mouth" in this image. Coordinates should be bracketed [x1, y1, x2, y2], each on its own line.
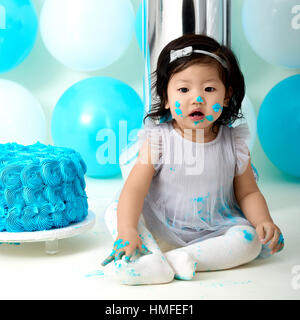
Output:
[189, 110, 205, 120]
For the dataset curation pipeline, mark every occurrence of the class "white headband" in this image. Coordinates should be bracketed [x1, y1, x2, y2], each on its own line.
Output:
[169, 46, 228, 69]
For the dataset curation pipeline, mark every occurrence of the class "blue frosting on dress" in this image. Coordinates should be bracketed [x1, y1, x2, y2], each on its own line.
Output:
[0, 142, 88, 232]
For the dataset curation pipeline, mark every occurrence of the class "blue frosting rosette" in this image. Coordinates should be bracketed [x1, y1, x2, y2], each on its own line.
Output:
[0, 142, 88, 232]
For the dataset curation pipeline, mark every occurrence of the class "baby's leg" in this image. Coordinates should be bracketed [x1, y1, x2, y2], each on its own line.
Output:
[165, 225, 262, 276]
[104, 200, 174, 285]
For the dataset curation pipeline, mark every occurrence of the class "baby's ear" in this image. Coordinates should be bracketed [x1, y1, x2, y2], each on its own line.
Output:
[223, 86, 233, 107]
[223, 97, 230, 107]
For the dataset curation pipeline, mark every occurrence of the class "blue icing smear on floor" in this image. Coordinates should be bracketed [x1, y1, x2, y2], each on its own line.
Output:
[199, 280, 253, 288]
[0, 242, 21, 245]
[84, 270, 104, 278]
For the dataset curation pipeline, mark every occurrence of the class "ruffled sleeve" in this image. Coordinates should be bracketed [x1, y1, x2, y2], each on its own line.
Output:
[231, 123, 251, 176]
[137, 122, 164, 174]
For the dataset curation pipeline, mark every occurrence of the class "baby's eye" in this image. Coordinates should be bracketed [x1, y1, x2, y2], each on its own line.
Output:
[178, 87, 189, 93]
[205, 87, 215, 92]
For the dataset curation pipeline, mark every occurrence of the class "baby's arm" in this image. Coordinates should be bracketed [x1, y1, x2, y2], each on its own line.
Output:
[117, 139, 155, 231]
[101, 139, 156, 265]
[233, 158, 284, 254]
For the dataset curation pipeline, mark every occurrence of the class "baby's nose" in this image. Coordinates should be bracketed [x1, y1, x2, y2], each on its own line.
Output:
[196, 96, 204, 103]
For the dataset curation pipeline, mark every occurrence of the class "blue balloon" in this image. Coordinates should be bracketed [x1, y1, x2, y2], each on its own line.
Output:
[51, 77, 144, 178]
[257, 75, 300, 177]
[242, 0, 300, 68]
[0, 0, 38, 73]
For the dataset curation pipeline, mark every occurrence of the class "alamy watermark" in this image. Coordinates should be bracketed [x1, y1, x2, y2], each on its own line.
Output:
[291, 5, 300, 30]
[96, 120, 205, 176]
[291, 265, 300, 290]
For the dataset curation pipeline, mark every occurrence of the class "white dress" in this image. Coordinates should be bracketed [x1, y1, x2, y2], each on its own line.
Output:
[136, 120, 255, 247]
[111, 119, 270, 258]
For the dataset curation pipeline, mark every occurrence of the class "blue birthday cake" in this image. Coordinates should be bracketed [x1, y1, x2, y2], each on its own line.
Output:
[0, 142, 88, 232]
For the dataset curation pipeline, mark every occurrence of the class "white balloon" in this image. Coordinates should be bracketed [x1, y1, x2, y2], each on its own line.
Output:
[0, 80, 46, 145]
[232, 95, 257, 151]
[40, 0, 135, 71]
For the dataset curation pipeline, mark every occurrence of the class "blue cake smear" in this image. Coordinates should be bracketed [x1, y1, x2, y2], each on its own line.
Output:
[0, 142, 88, 232]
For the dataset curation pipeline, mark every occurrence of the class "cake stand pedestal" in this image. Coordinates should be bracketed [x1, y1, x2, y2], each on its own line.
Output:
[0, 210, 96, 255]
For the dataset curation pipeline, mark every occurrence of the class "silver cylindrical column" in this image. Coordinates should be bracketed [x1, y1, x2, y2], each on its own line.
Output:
[143, 0, 231, 113]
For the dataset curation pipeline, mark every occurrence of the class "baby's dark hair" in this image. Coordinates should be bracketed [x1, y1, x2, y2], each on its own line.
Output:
[143, 33, 245, 130]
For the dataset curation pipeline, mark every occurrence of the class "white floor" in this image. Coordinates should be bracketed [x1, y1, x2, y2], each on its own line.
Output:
[1, 175, 300, 300]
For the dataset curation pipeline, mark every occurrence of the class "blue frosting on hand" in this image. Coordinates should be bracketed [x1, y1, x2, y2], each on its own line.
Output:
[0, 142, 88, 232]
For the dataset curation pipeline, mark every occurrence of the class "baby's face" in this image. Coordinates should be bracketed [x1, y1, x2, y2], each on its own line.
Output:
[165, 63, 229, 132]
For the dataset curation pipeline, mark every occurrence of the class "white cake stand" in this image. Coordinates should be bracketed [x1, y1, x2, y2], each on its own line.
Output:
[0, 210, 96, 255]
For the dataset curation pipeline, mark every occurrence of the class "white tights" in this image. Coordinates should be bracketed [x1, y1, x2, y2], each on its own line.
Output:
[104, 200, 262, 285]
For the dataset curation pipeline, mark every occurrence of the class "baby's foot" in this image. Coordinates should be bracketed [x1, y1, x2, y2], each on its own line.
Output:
[164, 250, 198, 280]
[113, 253, 174, 285]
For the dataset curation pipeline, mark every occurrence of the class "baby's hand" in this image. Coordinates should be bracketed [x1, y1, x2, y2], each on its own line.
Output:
[100, 227, 151, 266]
[256, 221, 284, 254]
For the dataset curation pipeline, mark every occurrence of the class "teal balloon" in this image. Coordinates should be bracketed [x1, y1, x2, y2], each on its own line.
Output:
[0, 0, 38, 73]
[51, 77, 144, 178]
[243, 0, 300, 68]
[257, 75, 300, 177]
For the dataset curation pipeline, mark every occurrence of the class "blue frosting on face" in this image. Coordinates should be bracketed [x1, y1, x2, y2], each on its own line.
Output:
[175, 108, 183, 116]
[212, 103, 223, 113]
[0, 142, 88, 232]
[175, 101, 183, 117]
[205, 115, 214, 122]
[196, 96, 204, 103]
